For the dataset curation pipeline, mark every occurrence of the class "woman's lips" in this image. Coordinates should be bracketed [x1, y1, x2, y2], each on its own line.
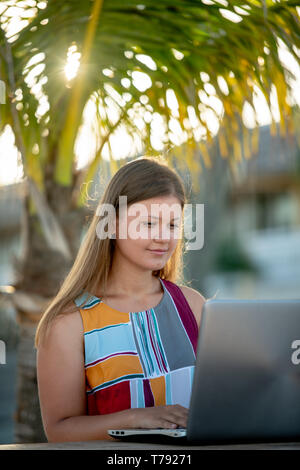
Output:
[148, 249, 168, 255]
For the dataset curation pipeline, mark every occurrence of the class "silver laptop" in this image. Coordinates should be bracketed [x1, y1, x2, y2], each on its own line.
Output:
[108, 298, 300, 444]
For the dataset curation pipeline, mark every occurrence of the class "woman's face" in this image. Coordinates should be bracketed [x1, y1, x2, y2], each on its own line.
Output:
[113, 195, 183, 272]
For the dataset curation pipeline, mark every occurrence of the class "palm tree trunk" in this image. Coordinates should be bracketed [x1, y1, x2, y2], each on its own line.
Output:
[14, 317, 46, 442]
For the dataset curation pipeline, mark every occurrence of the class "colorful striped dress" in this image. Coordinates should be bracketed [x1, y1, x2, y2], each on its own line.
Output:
[74, 277, 198, 416]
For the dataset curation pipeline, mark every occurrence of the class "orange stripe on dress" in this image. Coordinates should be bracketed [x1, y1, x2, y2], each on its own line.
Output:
[149, 375, 166, 406]
[86, 353, 144, 390]
[81, 303, 131, 333]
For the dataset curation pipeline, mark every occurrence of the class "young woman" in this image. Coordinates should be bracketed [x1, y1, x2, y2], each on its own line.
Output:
[35, 156, 205, 442]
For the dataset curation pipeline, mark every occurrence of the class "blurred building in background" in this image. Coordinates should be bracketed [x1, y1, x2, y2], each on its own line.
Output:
[203, 124, 300, 299]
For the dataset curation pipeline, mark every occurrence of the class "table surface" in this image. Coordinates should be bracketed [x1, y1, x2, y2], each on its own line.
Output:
[1, 439, 300, 450]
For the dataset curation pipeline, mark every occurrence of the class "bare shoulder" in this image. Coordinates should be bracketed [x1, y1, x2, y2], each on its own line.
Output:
[178, 285, 206, 329]
[38, 302, 84, 351]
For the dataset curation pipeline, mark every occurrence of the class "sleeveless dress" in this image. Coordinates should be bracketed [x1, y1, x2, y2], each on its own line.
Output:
[74, 277, 199, 416]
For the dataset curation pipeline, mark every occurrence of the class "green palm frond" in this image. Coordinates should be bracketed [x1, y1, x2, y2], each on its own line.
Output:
[0, 0, 299, 209]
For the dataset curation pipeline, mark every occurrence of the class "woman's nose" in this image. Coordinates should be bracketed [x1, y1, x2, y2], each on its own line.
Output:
[152, 224, 171, 240]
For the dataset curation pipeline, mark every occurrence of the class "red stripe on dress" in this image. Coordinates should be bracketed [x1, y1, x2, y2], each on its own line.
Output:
[87, 380, 131, 415]
[143, 379, 154, 407]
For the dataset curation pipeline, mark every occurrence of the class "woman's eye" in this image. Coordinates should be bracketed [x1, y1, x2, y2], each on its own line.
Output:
[142, 222, 155, 227]
[142, 222, 179, 228]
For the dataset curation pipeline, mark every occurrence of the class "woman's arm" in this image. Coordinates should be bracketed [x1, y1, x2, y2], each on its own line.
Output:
[37, 308, 188, 442]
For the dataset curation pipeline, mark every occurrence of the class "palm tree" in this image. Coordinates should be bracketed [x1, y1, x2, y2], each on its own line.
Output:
[0, 0, 299, 442]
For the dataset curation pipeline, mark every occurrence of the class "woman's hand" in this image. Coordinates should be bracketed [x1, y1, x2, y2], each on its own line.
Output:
[131, 404, 188, 429]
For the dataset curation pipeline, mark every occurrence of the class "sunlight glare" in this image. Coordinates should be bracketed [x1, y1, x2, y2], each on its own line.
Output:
[65, 44, 81, 82]
[135, 54, 157, 71]
[219, 8, 243, 23]
[0, 126, 24, 186]
[132, 71, 152, 92]
[166, 89, 179, 118]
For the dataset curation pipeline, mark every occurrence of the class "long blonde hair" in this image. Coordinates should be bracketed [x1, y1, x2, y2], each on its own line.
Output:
[35, 155, 188, 347]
